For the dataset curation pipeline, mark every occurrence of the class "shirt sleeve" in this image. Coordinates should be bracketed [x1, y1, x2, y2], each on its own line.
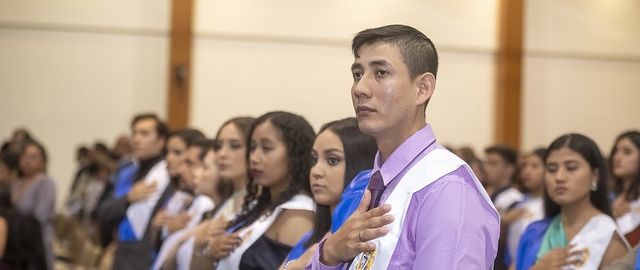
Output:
[408, 167, 499, 269]
[33, 177, 56, 224]
[305, 239, 345, 270]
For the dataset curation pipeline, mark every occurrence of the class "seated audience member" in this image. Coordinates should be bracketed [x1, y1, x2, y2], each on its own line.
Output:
[609, 131, 640, 246]
[207, 111, 316, 270]
[503, 148, 546, 268]
[0, 181, 47, 270]
[152, 139, 229, 269]
[167, 116, 255, 269]
[12, 140, 56, 270]
[96, 114, 174, 270]
[111, 135, 132, 161]
[516, 134, 629, 270]
[278, 117, 377, 270]
[485, 145, 523, 214]
[150, 129, 207, 246]
[69, 146, 92, 193]
[485, 144, 523, 270]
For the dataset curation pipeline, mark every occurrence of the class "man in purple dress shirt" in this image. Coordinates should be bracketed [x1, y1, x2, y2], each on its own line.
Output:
[305, 24, 500, 269]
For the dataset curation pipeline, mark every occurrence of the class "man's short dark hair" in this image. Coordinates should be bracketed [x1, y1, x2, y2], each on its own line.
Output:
[130, 113, 168, 140]
[352, 24, 439, 80]
[484, 145, 518, 166]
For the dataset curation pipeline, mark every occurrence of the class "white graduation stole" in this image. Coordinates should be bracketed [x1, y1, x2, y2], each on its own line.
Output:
[616, 198, 640, 235]
[152, 195, 215, 270]
[507, 197, 544, 262]
[216, 194, 314, 269]
[349, 148, 496, 270]
[126, 160, 171, 239]
[564, 214, 629, 270]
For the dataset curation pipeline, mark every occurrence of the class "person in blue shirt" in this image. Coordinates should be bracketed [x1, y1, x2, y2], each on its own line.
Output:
[279, 117, 377, 270]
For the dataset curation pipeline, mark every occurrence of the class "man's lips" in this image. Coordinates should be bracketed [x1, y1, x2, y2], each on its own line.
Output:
[356, 105, 376, 115]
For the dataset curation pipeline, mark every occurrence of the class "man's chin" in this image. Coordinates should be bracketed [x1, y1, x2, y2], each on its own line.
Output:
[357, 121, 379, 137]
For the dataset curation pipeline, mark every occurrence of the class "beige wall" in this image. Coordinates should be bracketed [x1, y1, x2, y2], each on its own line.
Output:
[1, 0, 639, 208]
[521, 0, 640, 154]
[0, 0, 170, 208]
[190, 0, 499, 151]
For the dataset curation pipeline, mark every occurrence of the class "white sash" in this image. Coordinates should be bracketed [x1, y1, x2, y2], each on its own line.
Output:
[565, 214, 629, 270]
[507, 197, 544, 261]
[126, 160, 171, 239]
[162, 191, 192, 238]
[152, 195, 215, 270]
[616, 198, 640, 235]
[216, 194, 314, 269]
[349, 148, 496, 270]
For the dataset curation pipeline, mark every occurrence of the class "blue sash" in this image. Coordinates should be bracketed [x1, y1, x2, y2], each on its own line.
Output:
[113, 164, 141, 242]
[285, 230, 313, 262]
[515, 218, 553, 270]
[331, 170, 370, 233]
[282, 170, 370, 263]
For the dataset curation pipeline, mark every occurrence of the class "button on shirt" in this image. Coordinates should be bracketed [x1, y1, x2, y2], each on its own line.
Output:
[306, 124, 500, 270]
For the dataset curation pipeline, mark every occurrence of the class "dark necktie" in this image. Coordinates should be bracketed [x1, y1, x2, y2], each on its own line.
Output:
[367, 170, 386, 210]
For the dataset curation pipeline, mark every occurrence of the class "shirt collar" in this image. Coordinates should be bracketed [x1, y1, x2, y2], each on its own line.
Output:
[372, 124, 436, 186]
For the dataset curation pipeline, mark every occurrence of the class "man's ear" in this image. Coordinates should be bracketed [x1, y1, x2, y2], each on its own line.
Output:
[416, 72, 436, 106]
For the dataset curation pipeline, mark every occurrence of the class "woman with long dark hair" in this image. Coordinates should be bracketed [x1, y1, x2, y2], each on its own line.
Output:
[278, 117, 377, 270]
[503, 148, 547, 268]
[208, 111, 316, 270]
[11, 140, 56, 270]
[609, 131, 640, 246]
[516, 134, 628, 270]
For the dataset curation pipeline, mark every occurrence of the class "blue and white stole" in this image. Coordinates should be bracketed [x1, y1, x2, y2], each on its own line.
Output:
[117, 160, 170, 241]
[518, 215, 628, 270]
[151, 194, 215, 270]
[332, 170, 371, 233]
[114, 163, 138, 241]
[349, 148, 496, 270]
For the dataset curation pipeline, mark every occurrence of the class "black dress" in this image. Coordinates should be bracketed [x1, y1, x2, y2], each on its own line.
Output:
[239, 236, 292, 270]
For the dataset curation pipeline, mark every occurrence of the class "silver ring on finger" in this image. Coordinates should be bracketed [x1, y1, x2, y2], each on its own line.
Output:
[358, 230, 364, 242]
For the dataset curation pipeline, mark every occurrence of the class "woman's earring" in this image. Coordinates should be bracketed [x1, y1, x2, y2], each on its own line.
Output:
[591, 182, 598, 191]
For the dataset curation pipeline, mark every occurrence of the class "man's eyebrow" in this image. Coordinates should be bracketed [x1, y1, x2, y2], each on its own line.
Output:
[351, 60, 392, 71]
[370, 59, 391, 68]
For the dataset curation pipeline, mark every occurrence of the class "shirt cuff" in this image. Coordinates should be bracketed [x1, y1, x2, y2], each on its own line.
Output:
[305, 239, 345, 270]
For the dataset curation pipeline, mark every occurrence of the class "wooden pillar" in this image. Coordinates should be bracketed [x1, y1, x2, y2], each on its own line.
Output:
[495, 0, 524, 149]
[167, 0, 193, 130]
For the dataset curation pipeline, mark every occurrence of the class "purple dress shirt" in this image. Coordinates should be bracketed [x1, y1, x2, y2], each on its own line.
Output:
[306, 124, 500, 270]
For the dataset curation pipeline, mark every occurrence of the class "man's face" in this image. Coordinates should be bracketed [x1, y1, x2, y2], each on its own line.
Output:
[483, 153, 513, 186]
[350, 42, 421, 139]
[179, 146, 202, 192]
[131, 118, 165, 160]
